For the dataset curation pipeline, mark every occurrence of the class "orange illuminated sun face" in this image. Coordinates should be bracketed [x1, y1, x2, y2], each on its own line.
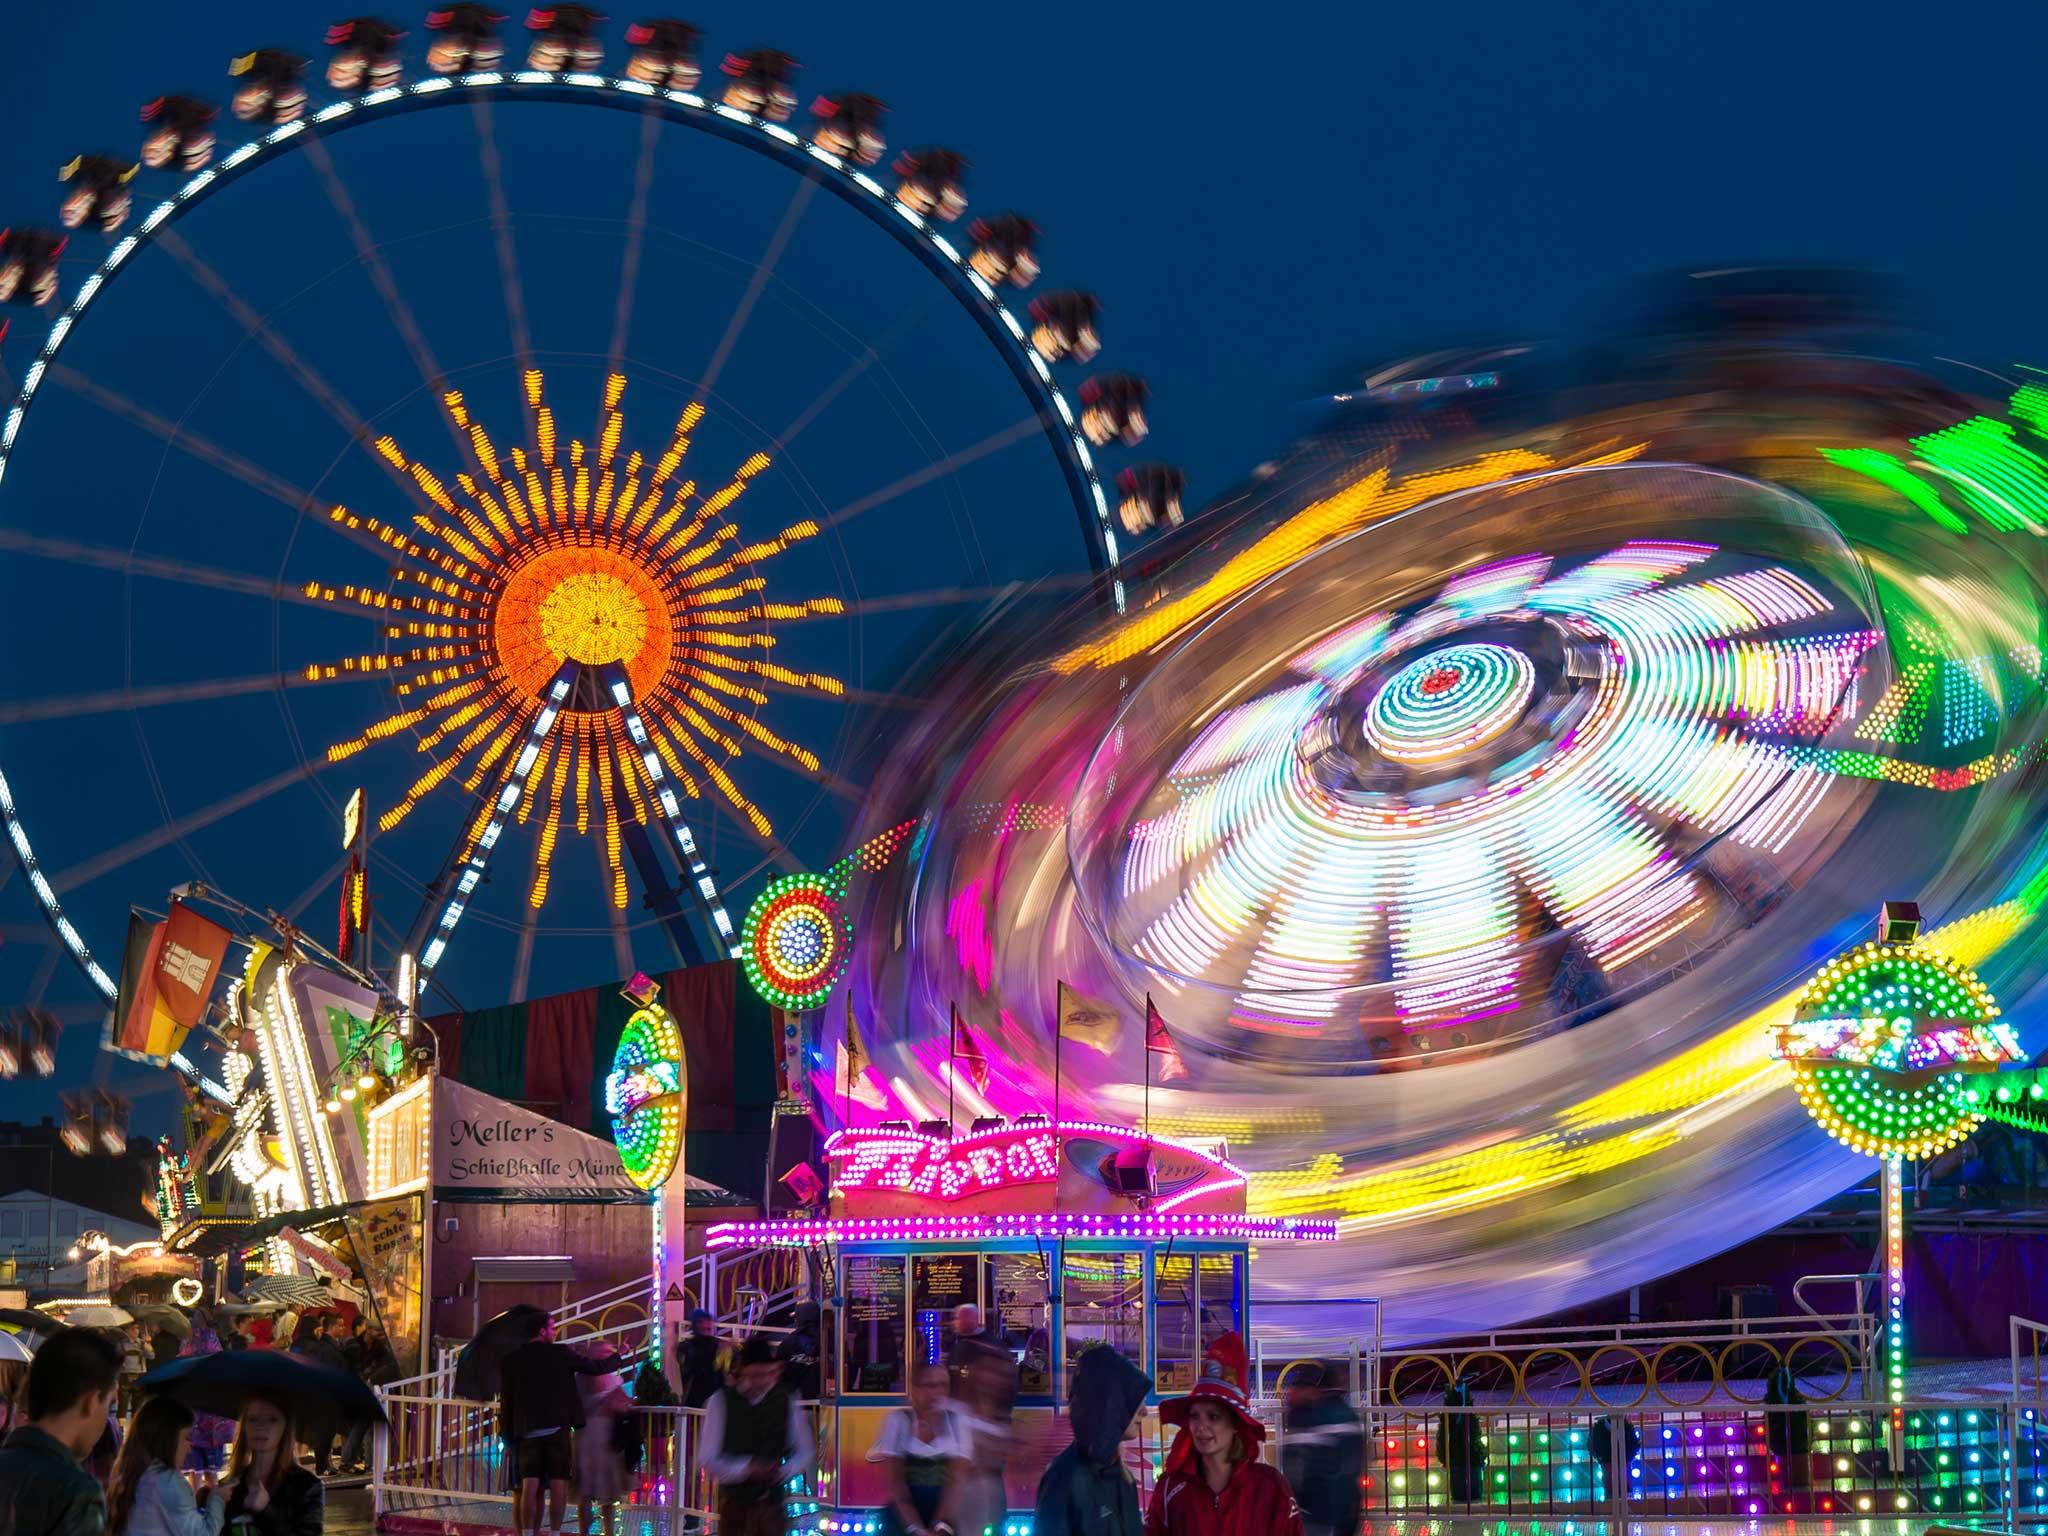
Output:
[496, 540, 673, 701]
[301, 368, 848, 912]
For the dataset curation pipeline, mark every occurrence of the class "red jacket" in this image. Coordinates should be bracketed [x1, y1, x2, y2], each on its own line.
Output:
[1146, 1454, 1304, 1536]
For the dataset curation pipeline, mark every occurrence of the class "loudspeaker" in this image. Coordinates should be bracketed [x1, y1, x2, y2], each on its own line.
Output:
[1107, 1144, 1155, 1196]
[1880, 900, 1921, 945]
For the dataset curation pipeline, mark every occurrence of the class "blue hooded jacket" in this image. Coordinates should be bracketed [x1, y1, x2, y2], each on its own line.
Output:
[1033, 1347, 1152, 1536]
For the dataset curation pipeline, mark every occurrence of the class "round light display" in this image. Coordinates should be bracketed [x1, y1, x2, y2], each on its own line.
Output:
[1780, 940, 2020, 1159]
[741, 873, 854, 1011]
[606, 1005, 685, 1191]
[1364, 642, 1537, 764]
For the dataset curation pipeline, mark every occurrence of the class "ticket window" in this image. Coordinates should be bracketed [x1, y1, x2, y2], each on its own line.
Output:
[1062, 1249, 1145, 1395]
[842, 1254, 907, 1395]
[984, 1252, 1052, 1396]
[910, 1254, 979, 1368]
[1154, 1251, 1241, 1395]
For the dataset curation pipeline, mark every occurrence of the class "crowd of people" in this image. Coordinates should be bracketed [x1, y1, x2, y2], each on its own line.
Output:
[0, 1325, 327, 1536]
[0, 1295, 1367, 1536]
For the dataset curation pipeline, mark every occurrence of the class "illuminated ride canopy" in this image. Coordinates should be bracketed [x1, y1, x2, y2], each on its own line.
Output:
[831, 379, 2048, 1337]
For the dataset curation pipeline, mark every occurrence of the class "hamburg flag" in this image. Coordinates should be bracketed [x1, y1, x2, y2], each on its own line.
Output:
[1144, 994, 1188, 1084]
[951, 1002, 990, 1094]
[109, 900, 232, 1066]
[1057, 983, 1123, 1055]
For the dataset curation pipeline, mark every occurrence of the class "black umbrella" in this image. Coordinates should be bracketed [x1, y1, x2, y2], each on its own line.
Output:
[453, 1304, 548, 1401]
[0, 1309, 62, 1339]
[138, 1349, 386, 1435]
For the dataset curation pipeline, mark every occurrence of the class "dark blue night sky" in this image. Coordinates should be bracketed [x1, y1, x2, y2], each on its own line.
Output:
[1, 1, 2044, 1134]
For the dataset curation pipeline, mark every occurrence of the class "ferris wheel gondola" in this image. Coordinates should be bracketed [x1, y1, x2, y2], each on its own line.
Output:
[0, 11, 1185, 1015]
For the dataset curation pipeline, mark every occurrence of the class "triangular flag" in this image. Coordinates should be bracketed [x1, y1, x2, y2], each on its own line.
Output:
[838, 999, 885, 1110]
[951, 1002, 989, 1094]
[1057, 982, 1123, 1055]
[1145, 995, 1188, 1083]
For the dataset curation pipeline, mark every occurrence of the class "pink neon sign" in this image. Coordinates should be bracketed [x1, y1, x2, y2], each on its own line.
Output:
[825, 1120, 1249, 1220]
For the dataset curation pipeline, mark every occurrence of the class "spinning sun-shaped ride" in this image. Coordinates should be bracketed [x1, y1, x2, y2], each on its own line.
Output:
[0, 15, 1175, 1009]
[1081, 520, 1883, 1060]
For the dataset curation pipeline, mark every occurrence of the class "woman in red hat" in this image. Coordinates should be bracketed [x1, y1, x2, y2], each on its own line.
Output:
[1145, 1335, 1303, 1536]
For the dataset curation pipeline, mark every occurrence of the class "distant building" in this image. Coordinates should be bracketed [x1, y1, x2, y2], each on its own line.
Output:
[0, 1189, 157, 1292]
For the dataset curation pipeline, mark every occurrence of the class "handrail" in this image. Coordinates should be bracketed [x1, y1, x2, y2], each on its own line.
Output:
[2012, 1313, 2048, 1514]
[1791, 1271, 1878, 1323]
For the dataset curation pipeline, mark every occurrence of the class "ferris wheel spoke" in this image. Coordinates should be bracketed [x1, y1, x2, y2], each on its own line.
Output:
[0, 528, 376, 614]
[302, 135, 470, 461]
[696, 176, 818, 403]
[826, 413, 1045, 529]
[0, 671, 314, 726]
[154, 227, 456, 530]
[48, 364, 324, 520]
[49, 759, 322, 897]
[471, 97, 536, 385]
[774, 288, 949, 449]
[280, 851, 353, 925]
[508, 836, 545, 1005]
[594, 833, 633, 978]
[25, 941, 61, 1006]
[603, 107, 663, 393]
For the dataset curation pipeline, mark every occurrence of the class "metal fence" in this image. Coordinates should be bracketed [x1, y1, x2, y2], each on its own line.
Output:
[375, 1391, 831, 1535]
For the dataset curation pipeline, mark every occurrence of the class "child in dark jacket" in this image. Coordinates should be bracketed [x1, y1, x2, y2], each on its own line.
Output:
[1033, 1347, 1152, 1536]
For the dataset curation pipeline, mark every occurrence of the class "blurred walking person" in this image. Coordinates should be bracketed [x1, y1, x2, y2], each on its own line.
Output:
[1278, 1366, 1360, 1536]
[574, 1341, 632, 1536]
[868, 1363, 968, 1536]
[701, 1336, 813, 1536]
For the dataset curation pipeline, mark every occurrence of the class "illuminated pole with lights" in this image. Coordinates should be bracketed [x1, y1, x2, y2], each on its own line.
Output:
[606, 975, 688, 1387]
[1774, 900, 2021, 1489]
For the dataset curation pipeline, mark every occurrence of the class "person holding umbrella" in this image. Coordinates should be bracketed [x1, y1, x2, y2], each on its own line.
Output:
[0, 1327, 124, 1536]
[220, 1397, 321, 1536]
[136, 1344, 382, 1532]
[499, 1316, 633, 1536]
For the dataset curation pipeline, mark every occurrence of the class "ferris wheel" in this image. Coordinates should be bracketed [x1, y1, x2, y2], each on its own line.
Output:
[0, 11, 1182, 1012]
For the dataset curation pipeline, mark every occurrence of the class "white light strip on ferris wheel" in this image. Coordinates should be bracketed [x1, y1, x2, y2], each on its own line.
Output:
[416, 670, 572, 980]
[0, 66, 1130, 1003]
[607, 671, 741, 957]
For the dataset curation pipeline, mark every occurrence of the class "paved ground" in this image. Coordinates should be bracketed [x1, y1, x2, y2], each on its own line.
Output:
[332, 1486, 375, 1536]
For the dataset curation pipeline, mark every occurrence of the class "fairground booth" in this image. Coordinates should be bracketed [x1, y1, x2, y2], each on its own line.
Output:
[161, 950, 774, 1370]
[705, 1118, 1335, 1520]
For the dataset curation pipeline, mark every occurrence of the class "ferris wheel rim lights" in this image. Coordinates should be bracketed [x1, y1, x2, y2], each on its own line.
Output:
[0, 63, 1134, 1003]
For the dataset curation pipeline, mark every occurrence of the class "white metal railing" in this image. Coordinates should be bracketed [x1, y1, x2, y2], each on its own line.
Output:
[373, 1386, 828, 1528]
[2011, 1313, 2047, 1514]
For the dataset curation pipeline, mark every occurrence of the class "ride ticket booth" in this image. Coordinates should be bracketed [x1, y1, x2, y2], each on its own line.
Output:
[704, 1117, 1335, 1527]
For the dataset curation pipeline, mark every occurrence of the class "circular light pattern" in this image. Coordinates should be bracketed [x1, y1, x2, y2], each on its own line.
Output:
[170, 1277, 204, 1308]
[1079, 511, 1883, 1059]
[498, 542, 672, 699]
[1780, 940, 2019, 1159]
[606, 1004, 685, 1191]
[742, 873, 854, 1011]
[1364, 642, 1537, 764]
